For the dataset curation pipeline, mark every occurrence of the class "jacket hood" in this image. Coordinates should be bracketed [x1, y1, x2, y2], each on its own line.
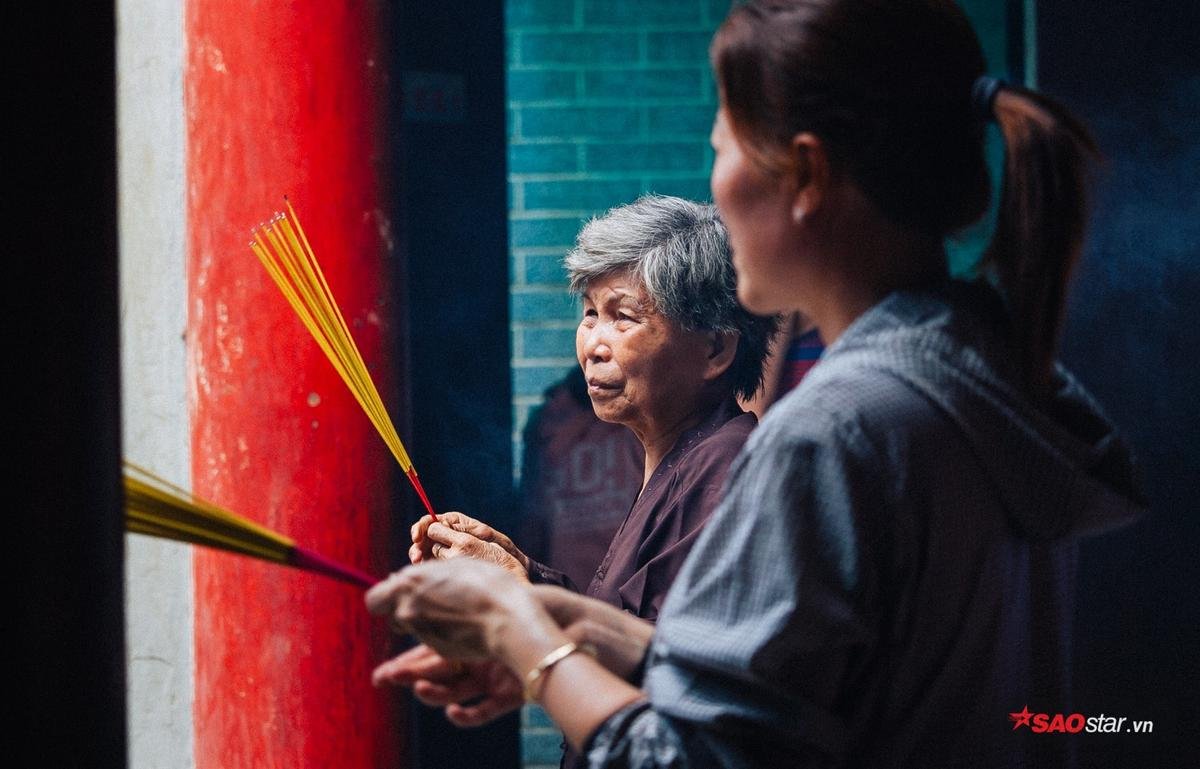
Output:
[826, 280, 1147, 540]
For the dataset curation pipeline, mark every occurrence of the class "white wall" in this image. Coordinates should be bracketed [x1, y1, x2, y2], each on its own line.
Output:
[117, 0, 194, 766]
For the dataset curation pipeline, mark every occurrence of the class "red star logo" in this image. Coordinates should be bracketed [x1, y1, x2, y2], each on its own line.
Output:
[1009, 705, 1034, 730]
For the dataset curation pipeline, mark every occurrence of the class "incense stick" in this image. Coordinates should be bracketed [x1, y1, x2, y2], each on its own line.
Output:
[249, 199, 437, 521]
[124, 461, 376, 588]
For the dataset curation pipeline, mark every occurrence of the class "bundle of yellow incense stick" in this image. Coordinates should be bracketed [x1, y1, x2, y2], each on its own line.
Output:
[124, 461, 376, 588]
[248, 199, 437, 520]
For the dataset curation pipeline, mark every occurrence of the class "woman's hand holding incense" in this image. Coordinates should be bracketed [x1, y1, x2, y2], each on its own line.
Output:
[410, 511, 531, 580]
[367, 559, 646, 747]
[367, 559, 568, 666]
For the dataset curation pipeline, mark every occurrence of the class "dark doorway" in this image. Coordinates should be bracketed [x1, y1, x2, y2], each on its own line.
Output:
[390, 2, 518, 768]
[1039, 0, 1200, 765]
[13, 5, 127, 769]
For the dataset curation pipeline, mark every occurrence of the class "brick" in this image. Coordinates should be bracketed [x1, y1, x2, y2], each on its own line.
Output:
[514, 404, 534, 438]
[513, 365, 576, 396]
[521, 727, 567, 765]
[520, 105, 639, 138]
[524, 252, 572, 285]
[947, 219, 988, 277]
[506, 0, 576, 28]
[524, 179, 642, 211]
[586, 141, 704, 172]
[700, 66, 717, 102]
[511, 288, 577, 322]
[644, 175, 713, 203]
[521, 32, 638, 64]
[959, 1, 1009, 74]
[707, 0, 735, 25]
[645, 30, 715, 64]
[582, 0, 702, 25]
[522, 328, 578, 359]
[645, 104, 716, 136]
[506, 30, 518, 66]
[509, 143, 578, 174]
[507, 70, 577, 102]
[510, 216, 583, 249]
[584, 68, 702, 100]
[515, 395, 546, 423]
[961, 0, 1007, 43]
[523, 704, 557, 729]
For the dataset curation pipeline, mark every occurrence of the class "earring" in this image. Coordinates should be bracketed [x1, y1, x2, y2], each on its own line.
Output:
[791, 206, 805, 223]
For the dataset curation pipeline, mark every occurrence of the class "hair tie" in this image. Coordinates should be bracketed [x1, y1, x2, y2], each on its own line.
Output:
[971, 75, 1006, 123]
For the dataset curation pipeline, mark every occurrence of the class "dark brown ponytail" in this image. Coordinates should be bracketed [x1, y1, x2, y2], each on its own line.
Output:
[711, 0, 1101, 396]
[985, 87, 1098, 394]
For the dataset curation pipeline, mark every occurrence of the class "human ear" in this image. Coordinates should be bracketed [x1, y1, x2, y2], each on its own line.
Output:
[787, 132, 830, 222]
[703, 331, 739, 382]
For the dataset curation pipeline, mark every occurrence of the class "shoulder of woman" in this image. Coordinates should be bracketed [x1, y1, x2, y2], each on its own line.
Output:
[757, 351, 936, 441]
[671, 409, 756, 474]
[740, 387, 896, 493]
[653, 414, 756, 519]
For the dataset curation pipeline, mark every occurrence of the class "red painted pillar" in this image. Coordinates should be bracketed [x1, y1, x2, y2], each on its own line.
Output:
[186, 2, 403, 767]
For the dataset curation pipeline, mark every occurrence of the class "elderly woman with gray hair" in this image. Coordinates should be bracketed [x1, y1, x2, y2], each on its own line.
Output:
[410, 195, 775, 625]
[404, 194, 774, 769]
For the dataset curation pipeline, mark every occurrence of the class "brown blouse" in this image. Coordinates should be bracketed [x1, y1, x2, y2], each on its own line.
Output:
[545, 397, 755, 769]
[583, 397, 755, 620]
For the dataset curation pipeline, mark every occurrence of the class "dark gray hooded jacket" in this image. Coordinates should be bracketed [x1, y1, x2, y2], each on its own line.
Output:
[586, 281, 1146, 769]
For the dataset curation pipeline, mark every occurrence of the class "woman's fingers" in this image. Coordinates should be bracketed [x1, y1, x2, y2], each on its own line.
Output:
[530, 584, 587, 626]
[450, 516, 498, 542]
[365, 568, 415, 626]
[371, 643, 450, 688]
[411, 514, 476, 562]
[426, 523, 492, 561]
[411, 674, 486, 706]
[445, 694, 521, 728]
[442, 662, 524, 727]
[410, 514, 435, 544]
[432, 511, 508, 547]
[367, 560, 536, 661]
[423, 526, 529, 579]
[373, 643, 523, 728]
[411, 512, 527, 570]
[410, 511, 474, 545]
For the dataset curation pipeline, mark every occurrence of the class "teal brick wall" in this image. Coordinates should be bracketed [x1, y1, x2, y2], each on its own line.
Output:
[507, 0, 730, 483]
[505, 3, 1014, 766]
[949, 0, 1013, 276]
[507, 3, 730, 764]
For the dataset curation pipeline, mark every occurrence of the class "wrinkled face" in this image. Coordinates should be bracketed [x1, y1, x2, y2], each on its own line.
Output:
[709, 107, 797, 315]
[576, 271, 711, 434]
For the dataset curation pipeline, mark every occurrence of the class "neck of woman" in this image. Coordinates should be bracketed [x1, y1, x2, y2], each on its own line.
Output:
[799, 209, 946, 346]
[632, 392, 724, 491]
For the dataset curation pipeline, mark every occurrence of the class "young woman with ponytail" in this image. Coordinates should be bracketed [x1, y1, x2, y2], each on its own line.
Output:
[365, 2, 1146, 766]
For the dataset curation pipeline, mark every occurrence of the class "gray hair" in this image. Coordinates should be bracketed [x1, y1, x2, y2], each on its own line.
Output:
[564, 194, 778, 401]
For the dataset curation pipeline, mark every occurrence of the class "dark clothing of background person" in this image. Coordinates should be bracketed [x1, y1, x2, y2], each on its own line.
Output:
[518, 367, 644, 592]
[779, 325, 824, 392]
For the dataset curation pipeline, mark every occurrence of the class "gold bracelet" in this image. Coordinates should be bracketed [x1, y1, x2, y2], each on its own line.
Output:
[522, 641, 595, 702]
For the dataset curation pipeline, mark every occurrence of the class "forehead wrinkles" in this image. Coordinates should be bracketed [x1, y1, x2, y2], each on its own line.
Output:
[587, 278, 655, 313]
